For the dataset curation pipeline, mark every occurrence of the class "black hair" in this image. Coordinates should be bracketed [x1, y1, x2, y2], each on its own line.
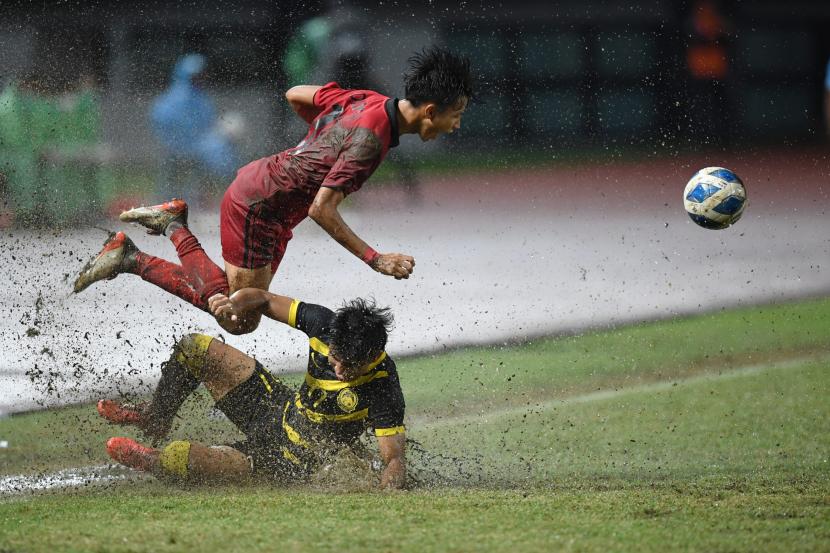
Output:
[403, 46, 473, 111]
[329, 298, 394, 367]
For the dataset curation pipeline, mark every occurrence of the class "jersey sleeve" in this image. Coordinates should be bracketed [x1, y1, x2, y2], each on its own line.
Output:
[321, 127, 383, 195]
[291, 301, 334, 338]
[368, 370, 406, 437]
[313, 82, 353, 111]
[292, 82, 348, 124]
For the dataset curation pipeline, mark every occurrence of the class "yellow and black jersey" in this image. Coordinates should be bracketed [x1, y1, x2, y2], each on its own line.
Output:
[278, 300, 405, 463]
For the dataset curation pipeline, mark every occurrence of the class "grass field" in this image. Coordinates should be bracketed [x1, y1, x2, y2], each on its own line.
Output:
[1, 298, 829, 552]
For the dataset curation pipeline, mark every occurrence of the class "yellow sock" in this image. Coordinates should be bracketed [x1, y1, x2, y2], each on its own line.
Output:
[175, 333, 213, 379]
[159, 440, 191, 478]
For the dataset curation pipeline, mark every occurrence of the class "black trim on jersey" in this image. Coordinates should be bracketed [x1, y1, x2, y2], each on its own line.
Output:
[242, 203, 257, 268]
[384, 98, 400, 149]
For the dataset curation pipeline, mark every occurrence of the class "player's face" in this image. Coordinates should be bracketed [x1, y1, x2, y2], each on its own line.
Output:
[328, 354, 373, 382]
[420, 97, 468, 141]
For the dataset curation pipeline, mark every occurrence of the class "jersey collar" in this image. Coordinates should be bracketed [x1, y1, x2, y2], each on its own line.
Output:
[384, 98, 401, 149]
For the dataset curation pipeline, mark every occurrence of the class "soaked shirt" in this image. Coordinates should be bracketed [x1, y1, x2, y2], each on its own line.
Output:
[227, 82, 400, 231]
[278, 300, 406, 468]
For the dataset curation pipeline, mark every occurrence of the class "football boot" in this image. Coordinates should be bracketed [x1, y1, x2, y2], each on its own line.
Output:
[119, 198, 188, 235]
[97, 399, 146, 426]
[106, 437, 157, 473]
[97, 399, 172, 441]
[73, 231, 137, 293]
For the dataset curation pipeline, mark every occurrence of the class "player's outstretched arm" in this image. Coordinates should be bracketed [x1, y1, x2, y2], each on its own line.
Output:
[308, 187, 416, 280]
[208, 289, 294, 326]
[377, 433, 406, 490]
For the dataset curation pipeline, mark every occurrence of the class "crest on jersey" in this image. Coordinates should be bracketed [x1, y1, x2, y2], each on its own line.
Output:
[337, 388, 358, 413]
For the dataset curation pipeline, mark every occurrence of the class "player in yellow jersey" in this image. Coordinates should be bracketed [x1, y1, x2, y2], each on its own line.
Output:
[99, 292, 406, 489]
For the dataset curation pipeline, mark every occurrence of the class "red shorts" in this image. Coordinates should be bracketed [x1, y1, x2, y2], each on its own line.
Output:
[220, 167, 293, 274]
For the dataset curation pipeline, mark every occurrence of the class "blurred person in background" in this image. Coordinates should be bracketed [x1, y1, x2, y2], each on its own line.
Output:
[283, 4, 422, 202]
[150, 53, 241, 206]
[75, 47, 472, 337]
[684, 0, 732, 148]
[39, 72, 112, 226]
[0, 72, 109, 227]
[0, 77, 27, 228]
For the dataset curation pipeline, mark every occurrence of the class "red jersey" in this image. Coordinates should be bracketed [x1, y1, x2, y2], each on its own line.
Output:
[226, 82, 401, 231]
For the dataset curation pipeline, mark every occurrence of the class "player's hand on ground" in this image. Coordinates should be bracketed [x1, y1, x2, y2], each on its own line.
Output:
[371, 253, 415, 279]
[208, 293, 240, 322]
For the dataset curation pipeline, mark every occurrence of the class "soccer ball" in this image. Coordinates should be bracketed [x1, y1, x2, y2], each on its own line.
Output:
[683, 167, 747, 230]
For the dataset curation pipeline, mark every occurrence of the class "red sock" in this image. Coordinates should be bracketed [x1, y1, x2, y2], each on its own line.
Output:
[133, 227, 229, 311]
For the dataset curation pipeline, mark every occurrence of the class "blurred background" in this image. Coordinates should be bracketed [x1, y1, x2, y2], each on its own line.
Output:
[0, 0, 829, 416]
[1, 0, 829, 227]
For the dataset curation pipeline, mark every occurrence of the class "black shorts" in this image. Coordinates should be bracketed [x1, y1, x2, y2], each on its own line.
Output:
[214, 362, 307, 480]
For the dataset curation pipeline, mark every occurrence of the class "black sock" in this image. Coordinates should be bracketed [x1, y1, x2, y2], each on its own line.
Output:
[144, 351, 200, 439]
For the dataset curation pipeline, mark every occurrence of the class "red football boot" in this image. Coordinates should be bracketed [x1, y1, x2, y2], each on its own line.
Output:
[97, 399, 171, 440]
[119, 198, 188, 235]
[106, 437, 158, 472]
[97, 399, 145, 426]
[73, 231, 138, 293]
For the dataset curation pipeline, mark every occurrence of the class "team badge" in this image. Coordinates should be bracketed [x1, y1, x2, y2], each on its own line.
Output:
[337, 388, 358, 413]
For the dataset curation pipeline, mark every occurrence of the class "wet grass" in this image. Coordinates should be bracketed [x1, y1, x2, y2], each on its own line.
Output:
[402, 296, 830, 419]
[0, 297, 829, 552]
[2, 477, 828, 553]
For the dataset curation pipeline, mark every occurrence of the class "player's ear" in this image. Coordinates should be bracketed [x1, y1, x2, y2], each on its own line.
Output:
[423, 103, 437, 120]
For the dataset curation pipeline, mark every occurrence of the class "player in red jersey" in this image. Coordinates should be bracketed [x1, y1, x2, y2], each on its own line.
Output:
[74, 47, 472, 334]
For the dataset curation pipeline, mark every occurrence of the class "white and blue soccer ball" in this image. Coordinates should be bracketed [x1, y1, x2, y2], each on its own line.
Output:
[683, 167, 747, 230]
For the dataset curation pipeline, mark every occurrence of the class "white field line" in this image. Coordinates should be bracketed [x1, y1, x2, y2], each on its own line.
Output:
[2, 354, 826, 496]
[412, 354, 829, 431]
[0, 464, 140, 496]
